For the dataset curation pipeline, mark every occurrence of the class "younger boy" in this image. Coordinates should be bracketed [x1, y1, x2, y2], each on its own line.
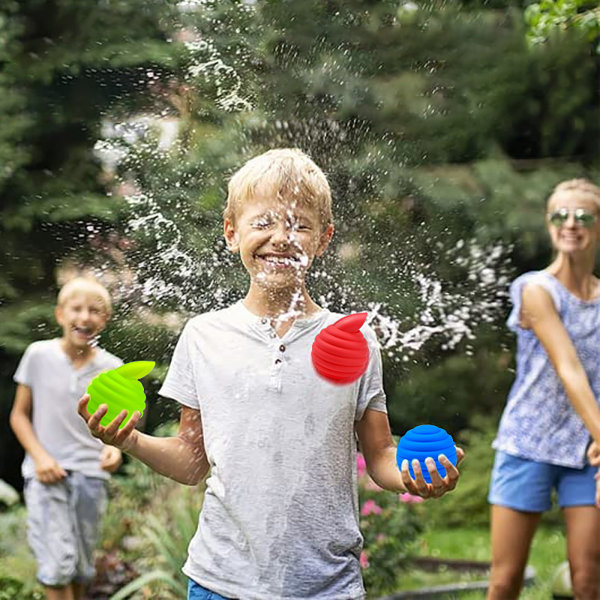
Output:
[10, 277, 123, 600]
[79, 149, 462, 600]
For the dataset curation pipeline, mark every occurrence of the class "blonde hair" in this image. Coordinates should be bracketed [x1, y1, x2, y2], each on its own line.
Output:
[223, 148, 333, 230]
[57, 277, 112, 316]
[547, 178, 600, 210]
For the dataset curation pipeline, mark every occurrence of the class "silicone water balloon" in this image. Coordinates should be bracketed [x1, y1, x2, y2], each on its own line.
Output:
[311, 312, 369, 384]
[396, 424, 457, 484]
[87, 361, 154, 429]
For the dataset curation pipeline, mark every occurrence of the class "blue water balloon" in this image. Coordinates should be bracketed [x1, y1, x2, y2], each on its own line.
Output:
[396, 425, 457, 484]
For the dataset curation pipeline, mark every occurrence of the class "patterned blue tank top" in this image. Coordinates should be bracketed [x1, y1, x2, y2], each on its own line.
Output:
[492, 270, 600, 468]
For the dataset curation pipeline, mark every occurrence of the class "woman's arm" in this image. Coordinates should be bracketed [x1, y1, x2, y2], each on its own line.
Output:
[78, 396, 209, 486]
[521, 283, 600, 443]
[355, 408, 462, 498]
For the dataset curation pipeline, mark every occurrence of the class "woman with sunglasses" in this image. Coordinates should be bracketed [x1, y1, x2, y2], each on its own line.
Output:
[487, 178, 600, 600]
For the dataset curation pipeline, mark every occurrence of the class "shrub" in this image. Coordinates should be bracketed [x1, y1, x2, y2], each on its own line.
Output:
[357, 452, 424, 597]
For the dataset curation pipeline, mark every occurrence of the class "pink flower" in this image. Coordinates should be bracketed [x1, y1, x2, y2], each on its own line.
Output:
[360, 551, 369, 569]
[356, 453, 367, 478]
[399, 492, 424, 504]
[361, 499, 383, 516]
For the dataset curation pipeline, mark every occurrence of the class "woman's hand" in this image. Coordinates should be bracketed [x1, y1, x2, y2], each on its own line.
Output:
[593, 470, 600, 509]
[588, 441, 600, 467]
[78, 394, 140, 453]
[400, 447, 465, 499]
[100, 445, 123, 473]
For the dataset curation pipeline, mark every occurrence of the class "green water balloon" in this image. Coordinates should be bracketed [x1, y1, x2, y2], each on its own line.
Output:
[87, 361, 155, 429]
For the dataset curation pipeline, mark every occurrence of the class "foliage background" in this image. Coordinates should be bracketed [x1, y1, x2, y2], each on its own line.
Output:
[0, 0, 598, 596]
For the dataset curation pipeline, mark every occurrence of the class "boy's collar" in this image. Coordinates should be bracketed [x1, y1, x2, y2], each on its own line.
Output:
[233, 299, 329, 330]
[55, 337, 102, 371]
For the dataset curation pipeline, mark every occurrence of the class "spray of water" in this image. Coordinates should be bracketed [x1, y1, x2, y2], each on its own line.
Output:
[364, 240, 510, 361]
[114, 179, 510, 365]
[89, 12, 512, 364]
[184, 38, 253, 112]
[92, 140, 511, 364]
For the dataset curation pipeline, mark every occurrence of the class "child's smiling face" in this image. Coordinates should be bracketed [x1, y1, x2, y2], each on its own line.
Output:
[55, 292, 109, 350]
[224, 188, 334, 291]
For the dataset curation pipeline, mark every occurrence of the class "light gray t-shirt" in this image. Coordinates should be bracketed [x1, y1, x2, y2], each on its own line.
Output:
[159, 300, 387, 600]
[14, 339, 123, 480]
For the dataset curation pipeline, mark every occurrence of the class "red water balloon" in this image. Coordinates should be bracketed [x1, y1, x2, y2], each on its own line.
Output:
[311, 312, 369, 384]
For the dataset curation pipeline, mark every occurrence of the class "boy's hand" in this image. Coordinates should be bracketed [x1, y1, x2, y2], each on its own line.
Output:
[34, 454, 67, 484]
[100, 445, 123, 473]
[588, 441, 600, 467]
[400, 447, 464, 499]
[78, 394, 140, 452]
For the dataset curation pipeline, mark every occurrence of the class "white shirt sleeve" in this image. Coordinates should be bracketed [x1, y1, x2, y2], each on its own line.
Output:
[158, 321, 200, 409]
[13, 343, 36, 387]
[355, 325, 387, 421]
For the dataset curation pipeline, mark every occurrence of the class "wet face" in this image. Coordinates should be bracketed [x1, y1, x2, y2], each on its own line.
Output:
[224, 191, 334, 291]
[55, 293, 109, 350]
[547, 191, 600, 255]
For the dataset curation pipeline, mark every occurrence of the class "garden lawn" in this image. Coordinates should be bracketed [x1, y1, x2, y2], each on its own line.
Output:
[395, 525, 567, 600]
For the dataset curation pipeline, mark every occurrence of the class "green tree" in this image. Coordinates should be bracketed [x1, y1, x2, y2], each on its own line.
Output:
[114, 0, 599, 440]
[3, 0, 599, 489]
[525, 0, 600, 50]
[0, 0, 179, 490]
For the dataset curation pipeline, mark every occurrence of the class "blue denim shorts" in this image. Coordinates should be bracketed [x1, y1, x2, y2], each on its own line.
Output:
[188, 579, 235, 600]
[488, 450, 596, 512]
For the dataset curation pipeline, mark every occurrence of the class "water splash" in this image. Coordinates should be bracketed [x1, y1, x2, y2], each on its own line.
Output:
[364, 240, 510, 361]
[117, 182, 510, 365]
[184, 38, 253, 112]
[89, 9, 512, 364]
[92, 114, 511, 365]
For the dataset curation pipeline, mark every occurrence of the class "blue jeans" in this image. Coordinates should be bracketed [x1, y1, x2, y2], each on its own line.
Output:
[188, 579, 234, 600]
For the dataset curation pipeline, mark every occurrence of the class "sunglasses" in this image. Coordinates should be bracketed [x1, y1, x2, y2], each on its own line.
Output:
[547, 207, 597, 228]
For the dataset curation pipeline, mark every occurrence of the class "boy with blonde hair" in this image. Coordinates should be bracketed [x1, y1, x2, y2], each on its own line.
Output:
[10, 277, 123, 600]
[79, 149, 462, 600]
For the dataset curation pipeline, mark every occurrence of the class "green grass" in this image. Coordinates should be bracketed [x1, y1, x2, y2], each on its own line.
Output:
[403, 525, 567, 600]
[391, 566, 486, 593]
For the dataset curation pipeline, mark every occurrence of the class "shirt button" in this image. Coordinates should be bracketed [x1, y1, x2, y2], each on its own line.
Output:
[279, 344, 286, 352]
[275, 358, 282, 365]
[261, 318, 267, 324]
